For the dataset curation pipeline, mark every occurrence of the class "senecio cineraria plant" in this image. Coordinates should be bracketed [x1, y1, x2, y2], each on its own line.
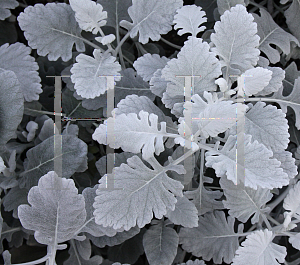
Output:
[1, 0, 300, 264]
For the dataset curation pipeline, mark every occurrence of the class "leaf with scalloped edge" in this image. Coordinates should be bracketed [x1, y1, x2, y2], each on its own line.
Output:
[242, 102, 290, 152]
[93, 155, 185, 230]
[210, 4, 260, 76]
[205, 134, 289, 190]
[0, 43, 42, 102]
[119, 0, 183, 44]
[284, 0, 300, 42]
[92, 110, 179, 160]
[17, 3, 85, 62]
[69, 0, 107, 34]
[161, 37, 221, 97]
[70, 50, 121, 99]
[18, 171, 86, 246]
[179, 210, 243, 264]
[173, 5, 207, 36]
[133, 53, 169, 82]
[232, 229, 286, 265]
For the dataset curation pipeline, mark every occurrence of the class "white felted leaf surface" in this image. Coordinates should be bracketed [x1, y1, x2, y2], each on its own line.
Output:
[133, 53, 169, 82]
[255, 67, 285, 96]
[18, 171, 86, 245]
[0, 0, 18, 20]
[17, 3, 85, 62]
[71, 50, 121, 99]
[143, 220, 179, 265]
[179, 211, 243, 264]
[70, 0, 107, 34]
[92, 110, 179, 160]
[81, 185, 124, 237]
[205, 134, 289, 189]
[252, 8, 299, 64]
[220, 177, 272, 224]
[0, 43, 42, 102]
[210, 5, 260, 75]
[165, 196, 198, 228]
[93, 155, 185, 230]
[180, 92, 246, 138]
[0, 70, 24, 150]
[272, 151, 298, 180]
[114, 95, 177, 134]
[237, 67, 272, 96]
[120, 0, 183, 44]
[243, 102, 290, 152]
[173, 5, 207, 36]
[232, 230, 286, 265]
[161, 37, 221, 97]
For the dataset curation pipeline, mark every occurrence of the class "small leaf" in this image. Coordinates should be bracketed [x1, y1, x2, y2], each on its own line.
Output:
[0, 156, 5, 173]
[232, 230, 286, 265]
[165, 196, 198, 228]
[252, 8, 299, 64]
[96, 34, 116, 45]
[143, 220, 179, 265]
[173, 5, 207, 36]
[18, 171, 86, 245]
[179, 211, 243, 264]
[255, 67, 285, 96]
[237, 67, 272, 96]
[93, 155, 184, 230]
[71, 50, 121, 99]
[70, 0, 107, 34]
[119, 0, 183, 44]
[210, 4, 260, 75]
[0, 0, 18, 20]
[17, 3, 85, 62]
[133, 53, 169, 82]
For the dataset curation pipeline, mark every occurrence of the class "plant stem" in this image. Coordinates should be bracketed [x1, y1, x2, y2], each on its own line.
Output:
[160, 37, 182, 50]
[113, 31, 131, 57]
[267, 186, 292, 211]
[262, 213, 273, 230]
[6, 253, 51, 265]
[81, 37, 103, 51]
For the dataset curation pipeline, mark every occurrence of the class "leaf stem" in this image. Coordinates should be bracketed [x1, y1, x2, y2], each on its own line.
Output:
[160, 37, 182, 50]
[267, 186, 292, 211]
[113, 31, 131, 57]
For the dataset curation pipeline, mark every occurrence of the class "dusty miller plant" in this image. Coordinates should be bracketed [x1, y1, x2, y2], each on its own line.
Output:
[1, 0, 300, 264]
